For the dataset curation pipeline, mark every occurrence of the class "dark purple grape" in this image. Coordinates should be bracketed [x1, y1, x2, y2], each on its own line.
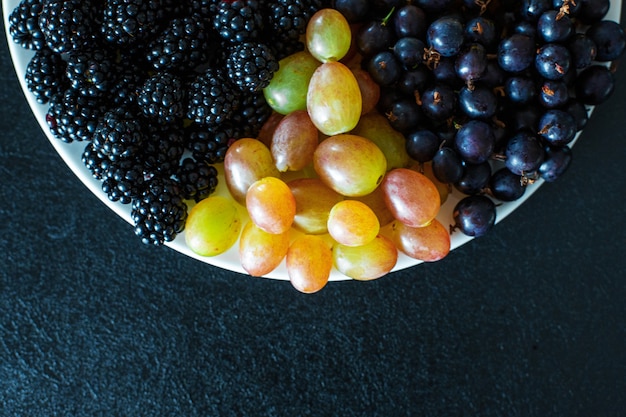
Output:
[498, 34, 535, 73]
[458, 85, 498, 120]
[455, 161, 492, 195]
[538, 145, 572, 182]
[405, 129, 441, 162]
[512, 20, 537, 39]
[427, 16, 465, 57]
[506, 105, 542, 132]
[386, 98, 424, 133]
[455, 43, 488, 86]
[552, 0, 581, 16]
[393, 37, 425, 70]
[480, 61, 507, 88]
[538, 79, 569, 109]
[356, 20, 396, 57]
[421, 84, 457, 123]
[332, 0, 370, 22]
[586, 21, 626, 62]
[535, 43, 571, 80]
[575, 65, 615, 105]
[415, 0, 455, 13]
[397, 67, 432, 97]
[505, 131, 545, 175]
[518, 0, 551, 22]
[432, 146, 465, 183]
[393, 4, 427, 38]
[505, 76, 537, 105]
[568, 34, 598, 69]
[537, 10, 573, 43]
[452, 195, 496, 237]
[464, 17, 497, 49]
[365, 50, 402, 86]
[432, 57, 464, 90]
[489, 168, 526, 201]
[563, 99, 588, 131]
[454, 120, 495, 164]
[577, 0, 610, 24]
[538, 109, 576, 146]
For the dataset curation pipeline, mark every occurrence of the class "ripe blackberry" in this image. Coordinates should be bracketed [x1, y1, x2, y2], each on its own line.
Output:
[108, 61, 148, 107]
[65, 48, 116, 98]
[175, 157, 219, 202]
[264, 0, 321, 42]
[9, 0, 46, 51]
[102, 158, 147, 204]
[213, 0, 264, 43]
[131, 177, 188, 246]
[101, 0, 166, 46]
[137, 72, 186, 125]
[38, 0, 99, 53]
[265, 36, 305, 61]
[25, 47, 68, 104]
[82, 142, 110, 181]
[146, 16, 216, 73]
[184, 123, 234, 164]
[92, 107, 146, 162]
[142, 123, 187, 176]
[228, 91, 273, 138]
[187, 67, 241, 126]
[226, 42, 279, 93]
[46, 88, 107, 143]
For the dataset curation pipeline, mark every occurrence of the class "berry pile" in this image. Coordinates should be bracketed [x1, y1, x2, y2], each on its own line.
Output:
[341, 0, 624, 236]
[9, 0, 331, 245]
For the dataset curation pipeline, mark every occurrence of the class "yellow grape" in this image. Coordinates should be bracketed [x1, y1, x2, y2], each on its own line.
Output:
[288, 177, 344, 235]
[185, 196, 242, 257]
[313, 134, 387, 197]
[306, 8, 352, 63]
[381, 168, 441, 228]
[271, 110, 319, 172]
[390, 219, 451, 262]
[333, 235, 398, 281]
[287, 234, 332, 294]
[327, 200, 380, 247]
[239, 221, 290, 277]
[351, 112, 410, 171]
[246, 177, 296, 234]
[307, 61, 362, 135]
[352, 185, 395, 227]
[224, 138, 280, 205]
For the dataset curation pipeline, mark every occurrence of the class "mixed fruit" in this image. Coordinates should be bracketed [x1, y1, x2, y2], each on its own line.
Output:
[8, 0, 625, 292]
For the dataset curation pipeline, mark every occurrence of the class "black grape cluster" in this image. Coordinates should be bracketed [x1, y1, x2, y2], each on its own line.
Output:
[334, 0, 625, 237]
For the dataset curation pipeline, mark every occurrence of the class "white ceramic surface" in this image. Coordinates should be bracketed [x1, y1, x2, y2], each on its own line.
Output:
[3, 0, 621, 280]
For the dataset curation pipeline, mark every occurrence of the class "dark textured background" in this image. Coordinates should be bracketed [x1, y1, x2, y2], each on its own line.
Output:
[1, 7, 626, 417]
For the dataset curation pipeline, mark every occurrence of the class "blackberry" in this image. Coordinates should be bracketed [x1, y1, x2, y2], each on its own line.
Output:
[131, 177, 188, 246]
[265, 36, 305, 61]
[226, 42, 279, 93]
[263, 0, 320, 42]
[102, 158, 147, 204]
[184, 123, 234, 164]
[146, 16, 216, 73]
[9, 0, 46, 51]
[101, 0, 166, 46]
[46, 88, 107, 143]
[25, 47, 68, 104]
[92, 107, 146, 162]
[82, 142, 110, 181]
[228, 91, 273, 138]
[142, 123, 187, 176]
[175, 157, 219, 202]
[137, 72, 186, 125]
[187, 68, 241, 127]
[108, 61, 149, 107]
[65, 47, 116, 98]
[213, 0, 264, 43]
[38, 0, 99, 53]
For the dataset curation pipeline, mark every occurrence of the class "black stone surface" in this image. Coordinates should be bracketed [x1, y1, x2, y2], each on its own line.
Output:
[1, 8, 626, 417]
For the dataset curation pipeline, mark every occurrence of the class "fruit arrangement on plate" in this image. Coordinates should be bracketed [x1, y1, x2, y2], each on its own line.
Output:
[5, 0, 624, 292]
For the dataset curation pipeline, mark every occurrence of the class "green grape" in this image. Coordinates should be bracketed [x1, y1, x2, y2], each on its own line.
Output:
[288, 177, 344, 235]
[351, 112, 410, 171]
[390, 219, 450, 262]
[381, 168, 441, 228]
[306, 8, 352, 63]
[224, 138, 280, 205]
[185, 196, 242, 257]
[313, 134, 387, 197]
[307, 61, 362, 135]
[333, 235, 398, 281]
[239, 221, 290, 277]
[327, 200, 380, 247]
[246, 177, 296, 235]
[287, 234, 332, 294]
[263, 51, 321, 115]
[271, 110, 319, 172]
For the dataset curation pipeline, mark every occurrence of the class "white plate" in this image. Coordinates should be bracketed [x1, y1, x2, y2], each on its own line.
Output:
[3, 0, 621, 281]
